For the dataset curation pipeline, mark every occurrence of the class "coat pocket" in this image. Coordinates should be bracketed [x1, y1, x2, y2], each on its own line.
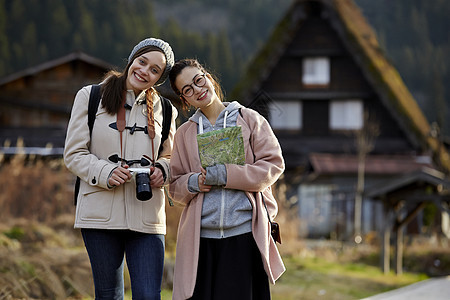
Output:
[79, 184, 114, 222]
[141, 188, 165, 227]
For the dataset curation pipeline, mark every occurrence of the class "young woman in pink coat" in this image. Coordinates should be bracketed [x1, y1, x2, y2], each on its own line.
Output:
[168, 58, 285, 300]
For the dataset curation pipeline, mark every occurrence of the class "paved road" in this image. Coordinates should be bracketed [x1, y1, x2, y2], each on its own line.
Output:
[362, 276, 450, 300]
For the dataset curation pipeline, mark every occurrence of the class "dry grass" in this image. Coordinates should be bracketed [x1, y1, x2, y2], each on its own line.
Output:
[0, 154, 74, 223]
[0, 218, 92, 299]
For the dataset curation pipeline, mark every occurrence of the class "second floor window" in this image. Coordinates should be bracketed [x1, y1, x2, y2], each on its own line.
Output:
[302, 57, 330, 87]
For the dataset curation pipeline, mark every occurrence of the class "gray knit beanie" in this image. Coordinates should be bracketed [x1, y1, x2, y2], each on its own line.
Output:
[128, 38, 175, 86]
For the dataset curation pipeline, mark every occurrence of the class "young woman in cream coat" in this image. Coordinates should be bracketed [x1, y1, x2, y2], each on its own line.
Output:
[64, 38, 177, 299]
[168, 58, 285, 300]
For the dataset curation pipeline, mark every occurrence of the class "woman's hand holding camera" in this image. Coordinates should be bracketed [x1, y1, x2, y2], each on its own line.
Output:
[108, 164, 132, 187]
[108, 165, 165, 189]
[150, 166, 164, 188]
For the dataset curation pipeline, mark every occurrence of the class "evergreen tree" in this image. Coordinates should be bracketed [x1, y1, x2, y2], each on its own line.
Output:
[0, 0, 9, 75]
[2, 0, 444, 116]
[216, 30, 236, 93]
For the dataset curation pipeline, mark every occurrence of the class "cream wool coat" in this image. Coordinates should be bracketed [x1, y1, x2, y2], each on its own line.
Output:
[64, 85, 177, 234]
[169, 105, 286, 300]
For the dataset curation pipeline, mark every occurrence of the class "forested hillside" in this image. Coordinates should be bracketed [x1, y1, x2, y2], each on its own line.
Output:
[0, 0, 291, 92]
[0, 0, 449, 134]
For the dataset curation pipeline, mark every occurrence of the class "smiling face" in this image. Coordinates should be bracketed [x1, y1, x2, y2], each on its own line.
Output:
[126, 50, 166, 96]
[174, 66, 219, 110]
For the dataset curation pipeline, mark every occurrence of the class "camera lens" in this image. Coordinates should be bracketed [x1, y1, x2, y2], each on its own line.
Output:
[135, 172, 152, 201]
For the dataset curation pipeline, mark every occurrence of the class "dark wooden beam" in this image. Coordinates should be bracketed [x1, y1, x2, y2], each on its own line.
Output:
[394, 202, 428, 231]
[393, 202, 427, 275]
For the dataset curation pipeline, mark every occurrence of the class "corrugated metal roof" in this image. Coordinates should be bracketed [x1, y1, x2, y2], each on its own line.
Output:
[309, 152, 433, 175]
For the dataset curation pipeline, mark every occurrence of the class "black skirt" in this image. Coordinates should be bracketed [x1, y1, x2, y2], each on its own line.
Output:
[189, 232, 271, 300]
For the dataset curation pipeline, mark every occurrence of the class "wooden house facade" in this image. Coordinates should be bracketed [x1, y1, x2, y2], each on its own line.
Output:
[232, 0, 450, 246]
[0, 52, 113, 156]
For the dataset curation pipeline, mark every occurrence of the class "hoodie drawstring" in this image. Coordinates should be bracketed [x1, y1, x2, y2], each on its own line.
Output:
[199, 110, 229, 134]
[199, 116, 203, 134]
[223, 111, 229, 128]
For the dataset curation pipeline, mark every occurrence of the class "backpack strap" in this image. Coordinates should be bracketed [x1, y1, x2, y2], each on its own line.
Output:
[88, 84, 101, 135]
[74, 84, 102, 205]
[158, 96, 172, 157]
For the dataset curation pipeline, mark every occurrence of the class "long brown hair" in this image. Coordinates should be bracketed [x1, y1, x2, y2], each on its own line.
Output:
[100, 46, 164, 114]
[169, 58, 225, 112]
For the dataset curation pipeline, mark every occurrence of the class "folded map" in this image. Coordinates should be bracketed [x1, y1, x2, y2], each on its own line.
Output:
[197, 126, 245, 168]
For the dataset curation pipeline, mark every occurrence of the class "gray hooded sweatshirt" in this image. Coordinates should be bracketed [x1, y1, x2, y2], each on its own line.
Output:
[188, 101, 253, 239]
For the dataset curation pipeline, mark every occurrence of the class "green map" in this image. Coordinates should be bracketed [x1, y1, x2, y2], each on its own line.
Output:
[197, 126, 245, 168]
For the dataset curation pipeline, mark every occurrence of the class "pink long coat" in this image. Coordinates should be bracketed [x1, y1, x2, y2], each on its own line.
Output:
[169, 106, 286, 300]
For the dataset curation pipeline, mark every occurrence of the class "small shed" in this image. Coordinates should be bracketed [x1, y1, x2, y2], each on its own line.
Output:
[366, 168, 450, 274]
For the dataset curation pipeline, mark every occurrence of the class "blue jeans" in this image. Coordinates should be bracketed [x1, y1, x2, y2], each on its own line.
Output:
[81, 229, 164, 300]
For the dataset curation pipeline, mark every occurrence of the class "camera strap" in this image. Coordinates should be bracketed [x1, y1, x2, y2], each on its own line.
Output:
[260, 191, 282, 244]
[116, 90, 127, 165]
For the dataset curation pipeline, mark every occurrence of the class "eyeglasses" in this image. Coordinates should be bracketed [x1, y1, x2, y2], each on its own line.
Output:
[180, 74, 206, 97]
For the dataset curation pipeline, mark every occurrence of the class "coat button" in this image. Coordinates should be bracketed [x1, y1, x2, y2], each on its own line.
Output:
[92, 177, 97, 184]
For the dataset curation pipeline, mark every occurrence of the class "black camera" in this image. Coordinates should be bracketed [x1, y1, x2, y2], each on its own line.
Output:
[129, 168, 152, 201]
